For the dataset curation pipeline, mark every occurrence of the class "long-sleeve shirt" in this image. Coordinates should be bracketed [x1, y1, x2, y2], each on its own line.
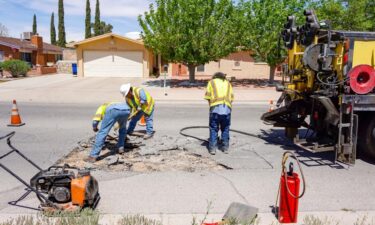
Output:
[211, 104, 231, 115]
[139, 89, 147, 104]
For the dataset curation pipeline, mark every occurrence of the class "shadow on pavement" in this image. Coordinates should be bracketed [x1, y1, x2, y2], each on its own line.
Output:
[259, 129, 345, 169]
[143, 78, 279, 89]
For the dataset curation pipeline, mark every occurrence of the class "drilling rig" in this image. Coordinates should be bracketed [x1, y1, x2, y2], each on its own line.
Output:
[261, 9, 375, 164]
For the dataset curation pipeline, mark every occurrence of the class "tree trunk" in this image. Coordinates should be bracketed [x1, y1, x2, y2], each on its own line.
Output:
[269, 66, 276, 84]
[188, 64, 196, 83]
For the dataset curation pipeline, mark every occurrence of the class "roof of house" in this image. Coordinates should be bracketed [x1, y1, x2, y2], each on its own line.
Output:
[0, 36, 62, 54]
[67, 33, 144, 48]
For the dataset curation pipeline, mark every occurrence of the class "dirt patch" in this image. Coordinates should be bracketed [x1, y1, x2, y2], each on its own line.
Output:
[56, 134, 228, 172]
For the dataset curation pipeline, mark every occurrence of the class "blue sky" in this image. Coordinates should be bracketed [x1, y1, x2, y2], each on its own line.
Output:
[0, 0, 154, 43]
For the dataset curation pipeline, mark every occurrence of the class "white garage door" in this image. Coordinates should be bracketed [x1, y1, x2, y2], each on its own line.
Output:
[83, 51, 143, 77]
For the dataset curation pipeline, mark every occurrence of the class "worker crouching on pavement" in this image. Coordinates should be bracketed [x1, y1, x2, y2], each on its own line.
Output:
[204, 72, 234, 155]
[85, 85, 131, 163]
[122, 84, 155, 140]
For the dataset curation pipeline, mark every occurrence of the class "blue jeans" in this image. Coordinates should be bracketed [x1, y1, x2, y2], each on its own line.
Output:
[90, 108, 130, 158]
[127, 108, 154, 135]
[209, 113, 231, 150]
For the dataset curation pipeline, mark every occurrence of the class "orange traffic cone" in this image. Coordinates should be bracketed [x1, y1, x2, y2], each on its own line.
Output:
[268, 100, 274, 112]
[8, 100, 25, 127]
[138, 115, 146, 126]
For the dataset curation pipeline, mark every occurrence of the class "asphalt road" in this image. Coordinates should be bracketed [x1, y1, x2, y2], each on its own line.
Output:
[0, 103, 375, 218]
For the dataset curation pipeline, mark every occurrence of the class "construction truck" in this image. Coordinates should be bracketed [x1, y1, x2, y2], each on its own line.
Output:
[261, 9, 375, 165]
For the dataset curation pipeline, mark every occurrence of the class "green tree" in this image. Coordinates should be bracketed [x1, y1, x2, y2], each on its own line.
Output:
[32, 14, 37, 35]
[94, 0, 101, 36]
[99, 21, 113, 34]
[365, 0, 375, 31]
[139, 0, 243, 82]
[50, 12, 56, 45]
[57, 0, 66, 47]
[314, 0, 345, 29]
[241, 0, 307, 83]
[315, 0, 375, 31]
[91, 21, 113, 36]
[85, 0, 91, 38]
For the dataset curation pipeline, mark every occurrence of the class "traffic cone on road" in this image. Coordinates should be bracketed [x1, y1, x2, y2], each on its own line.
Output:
[268, 100, 275, 112]
[8, 100, 25, 127]
[138, 115, 146, 126]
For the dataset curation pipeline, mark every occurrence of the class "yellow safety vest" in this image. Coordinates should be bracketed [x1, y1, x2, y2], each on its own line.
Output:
[204, 78, 234, 108]
[126, 87, 155, 115]
[92, 102, 118, 121]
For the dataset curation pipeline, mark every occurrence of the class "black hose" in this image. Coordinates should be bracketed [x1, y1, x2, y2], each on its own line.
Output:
[0, 131, 15, 141]
[179, 126, 294, 147]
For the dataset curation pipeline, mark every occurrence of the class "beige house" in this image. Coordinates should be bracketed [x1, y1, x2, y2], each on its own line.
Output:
[171, 51, 270, 79]
[68, 33, 270, 79]
[67, 33, 155, 78]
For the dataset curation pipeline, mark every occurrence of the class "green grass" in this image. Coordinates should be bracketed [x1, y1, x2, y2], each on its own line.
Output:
[0, 209, 99, 225]
[0, 212, 374, 225]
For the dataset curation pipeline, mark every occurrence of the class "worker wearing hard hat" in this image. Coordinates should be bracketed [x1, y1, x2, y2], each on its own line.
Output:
[120, 84, 155, 139]
[85, 85, 131, 163]
[204, 72, 234, 155]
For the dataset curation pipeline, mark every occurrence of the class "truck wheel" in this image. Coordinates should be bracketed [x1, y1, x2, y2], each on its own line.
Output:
[359, 114, 375, 159]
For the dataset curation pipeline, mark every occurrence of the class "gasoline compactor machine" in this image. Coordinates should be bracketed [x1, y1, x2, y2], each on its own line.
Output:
[0, 132, 100, 211]
[262, 9, 375, 164]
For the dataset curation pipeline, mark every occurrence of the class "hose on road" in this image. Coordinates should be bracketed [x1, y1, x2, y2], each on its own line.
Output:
[179, 126, 294, 147]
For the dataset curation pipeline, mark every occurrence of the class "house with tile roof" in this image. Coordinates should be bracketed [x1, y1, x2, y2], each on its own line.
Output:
[0, 34, 62, 75]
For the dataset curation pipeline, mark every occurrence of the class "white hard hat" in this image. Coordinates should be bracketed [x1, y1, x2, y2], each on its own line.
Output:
[120, 83, 131, 96]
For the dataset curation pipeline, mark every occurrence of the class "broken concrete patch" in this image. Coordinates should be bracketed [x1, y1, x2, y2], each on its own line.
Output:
[105, 155, 119, 166]
[56, 131, 273, 172]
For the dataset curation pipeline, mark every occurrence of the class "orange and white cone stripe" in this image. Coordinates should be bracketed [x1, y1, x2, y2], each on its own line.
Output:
[8, 100, 25, 127]
[138, 115, 146, 126]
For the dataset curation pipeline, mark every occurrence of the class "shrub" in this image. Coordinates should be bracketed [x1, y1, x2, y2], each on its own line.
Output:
[1, 60, 30, 77]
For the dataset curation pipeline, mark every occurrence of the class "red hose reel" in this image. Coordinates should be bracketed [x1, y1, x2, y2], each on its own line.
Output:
[349, 65, 375, 94]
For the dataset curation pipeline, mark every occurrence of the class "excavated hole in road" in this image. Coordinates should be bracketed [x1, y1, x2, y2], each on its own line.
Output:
[56, 133, 231, 172]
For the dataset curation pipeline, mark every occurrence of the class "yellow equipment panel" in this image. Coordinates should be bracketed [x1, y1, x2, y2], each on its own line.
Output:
[352, 41, 375, 68]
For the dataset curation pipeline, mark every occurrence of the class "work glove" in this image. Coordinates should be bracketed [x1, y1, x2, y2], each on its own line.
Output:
[92, 120, 99, 132]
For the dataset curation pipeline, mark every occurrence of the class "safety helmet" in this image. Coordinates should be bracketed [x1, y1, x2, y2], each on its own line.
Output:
[213, 72, 226, 79]
[120, 83, 131, 96]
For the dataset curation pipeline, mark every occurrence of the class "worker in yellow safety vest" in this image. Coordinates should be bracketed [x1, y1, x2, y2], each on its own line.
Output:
[120, 83, 155, 139]
[85, 85, 131, 163]
[204, 72, 234, 155]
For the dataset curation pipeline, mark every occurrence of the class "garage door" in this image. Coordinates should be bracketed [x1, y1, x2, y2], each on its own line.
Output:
[83, 51, 143, 77]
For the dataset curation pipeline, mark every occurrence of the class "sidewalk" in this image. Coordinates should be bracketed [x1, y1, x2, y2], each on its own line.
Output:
[0, 74, 281, 104]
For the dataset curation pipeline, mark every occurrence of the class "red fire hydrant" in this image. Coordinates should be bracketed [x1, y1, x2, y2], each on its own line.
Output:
[277, 151, 306, 223]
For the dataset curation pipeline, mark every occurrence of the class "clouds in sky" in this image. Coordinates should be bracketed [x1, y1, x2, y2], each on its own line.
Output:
[0, 0, 154, 43]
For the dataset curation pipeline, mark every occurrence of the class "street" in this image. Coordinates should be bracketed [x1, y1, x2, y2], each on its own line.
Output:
[1, 102, 375, 223]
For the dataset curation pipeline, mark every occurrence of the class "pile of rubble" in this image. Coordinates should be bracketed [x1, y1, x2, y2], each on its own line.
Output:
[56, 133, 229, 172]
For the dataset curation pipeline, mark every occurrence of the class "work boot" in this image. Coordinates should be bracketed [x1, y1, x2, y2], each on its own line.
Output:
[221, 144, 229, 154]
[118, 147, 125, 154]
[84, 156, 97, 163]
[222, 147, 229, 154]
[143, 133, 154, 140]
[208, 148, 217, 155]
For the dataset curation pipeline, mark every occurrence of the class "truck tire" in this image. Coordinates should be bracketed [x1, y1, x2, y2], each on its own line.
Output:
[358, 114, 375, 159]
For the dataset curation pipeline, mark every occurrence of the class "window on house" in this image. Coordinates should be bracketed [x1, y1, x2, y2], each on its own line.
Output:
[234, 61, 241, 67]
[55, 54, 63, 61]
[0, 51, 4, 62]
[197, 64, 205, 72]
[21, 53, 32, 63]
